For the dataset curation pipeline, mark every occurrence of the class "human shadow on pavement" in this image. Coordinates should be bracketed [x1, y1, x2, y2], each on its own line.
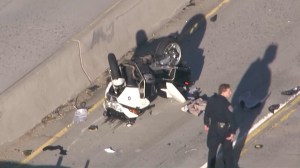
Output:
[231, 44, 278, 167]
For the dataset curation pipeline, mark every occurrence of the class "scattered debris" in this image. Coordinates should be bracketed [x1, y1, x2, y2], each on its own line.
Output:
[88, 125, 98, 131]
[43, 145, 67, 155]
[73, 102, 88, 124]
[281, 86, 300, 96]
[87, 85, 99, 92]
[183, 0, 195, 10]
[181, 97, 206, 117]
[22, 149, 33, 156]
[187, 0, 196, 7]
[185, 148, 197, 153]
[254, 144, 263, 149]
[268, 104, 280, 113]
[210, 14, 218, 22]
[104, 147, 115, 153]
[186, 87, 201, 100]
[181, 105, 189, 112]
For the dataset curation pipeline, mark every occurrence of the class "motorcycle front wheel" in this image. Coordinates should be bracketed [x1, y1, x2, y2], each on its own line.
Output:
[154, 37, 182, 66]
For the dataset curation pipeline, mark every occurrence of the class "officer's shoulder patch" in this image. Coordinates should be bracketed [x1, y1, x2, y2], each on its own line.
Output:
[228, 105, 233, 112]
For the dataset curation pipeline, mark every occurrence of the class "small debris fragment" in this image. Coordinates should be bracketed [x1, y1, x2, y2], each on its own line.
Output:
[88, 125, 98, 131]
[185, 148, 197, 153]
[22, 150, 33, 156]
[73, 106, 88, 124]
[43, 145, 67, 155]
[104, 147, 115, 153]
[210, 14, 218, 22]
[281, 86, 300, 96]
[254, 144, 263, 149]
[268, 104, 280, 113]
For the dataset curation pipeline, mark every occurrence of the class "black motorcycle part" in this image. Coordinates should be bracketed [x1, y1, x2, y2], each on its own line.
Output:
[154, 37, 181, 66]
[172, 62, 191, 86]
[108, 53, 121, 80]
[104, 108, 137, 125]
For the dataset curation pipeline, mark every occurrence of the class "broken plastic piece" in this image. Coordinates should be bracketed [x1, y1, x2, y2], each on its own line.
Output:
[210, 14, 218, 22]
[268, 104, 280, 113]
[73, 108, 88, 123]
[281, 86, 300, 96]
[181, 105, 189, 112]
[186, 87, 201, 100]
[88, 125, 98, 131]
[43, 145, 67, 155]
[254, 144, 263, 149]
[22, 149, 33, 156]
[104, 147, 115, 153]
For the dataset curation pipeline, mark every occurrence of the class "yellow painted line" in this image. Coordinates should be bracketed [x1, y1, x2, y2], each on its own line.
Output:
[20, 123, 73, 164]
[240, 108, 297, 157]
[245, 104, 298, 144]
[189, 0, 230, 35]
[290, 94, 300, 105]
[205, 0, 230, 19]
[20, 98, 104, 165]
[280, 109, 295, 122]
[88, 98, 104, 114]
[239, 104, 298, 158]
[242, 98, 299, 152]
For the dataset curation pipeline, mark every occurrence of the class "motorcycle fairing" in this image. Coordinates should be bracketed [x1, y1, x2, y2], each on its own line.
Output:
[160, 82, 186, 103]
[117, 86, 150, 109]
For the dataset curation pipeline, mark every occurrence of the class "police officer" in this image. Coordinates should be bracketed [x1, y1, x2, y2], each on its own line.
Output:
[204, 83, 237, 168]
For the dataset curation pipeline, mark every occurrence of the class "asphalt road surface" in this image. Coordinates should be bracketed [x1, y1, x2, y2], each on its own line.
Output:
[1, 0, 300, 168]
[0, 0, 121, 93]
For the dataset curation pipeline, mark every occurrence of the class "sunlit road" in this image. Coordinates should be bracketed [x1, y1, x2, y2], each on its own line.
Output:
[1, 0, 300, 167]
[0, 0, 121, 93]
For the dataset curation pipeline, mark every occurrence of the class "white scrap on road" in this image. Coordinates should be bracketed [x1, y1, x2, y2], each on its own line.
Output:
[104, 147, 116, 153]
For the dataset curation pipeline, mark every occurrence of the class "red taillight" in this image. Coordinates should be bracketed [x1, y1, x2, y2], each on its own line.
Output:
[129, 108, 139, 114]
[184, 81, 190, 85]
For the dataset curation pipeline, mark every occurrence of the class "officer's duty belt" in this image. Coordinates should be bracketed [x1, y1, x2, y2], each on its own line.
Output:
[216, 122, 229, 128]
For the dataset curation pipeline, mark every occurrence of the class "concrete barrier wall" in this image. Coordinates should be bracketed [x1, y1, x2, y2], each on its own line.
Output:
[0, 0, 190, 145]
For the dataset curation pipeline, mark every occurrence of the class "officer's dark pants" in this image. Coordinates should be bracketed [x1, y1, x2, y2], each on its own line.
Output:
[207, 124, 234, 168]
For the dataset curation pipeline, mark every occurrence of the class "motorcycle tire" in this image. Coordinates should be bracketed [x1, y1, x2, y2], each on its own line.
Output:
[108, 53, 121, 80]
[103, 110, 111, 117]
[154, 37, 182, 66]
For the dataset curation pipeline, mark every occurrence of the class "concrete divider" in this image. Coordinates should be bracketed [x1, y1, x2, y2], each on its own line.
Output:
[0, 0, 190, 145]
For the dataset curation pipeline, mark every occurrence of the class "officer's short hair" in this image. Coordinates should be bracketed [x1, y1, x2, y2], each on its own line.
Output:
[218, 83, 230, 94]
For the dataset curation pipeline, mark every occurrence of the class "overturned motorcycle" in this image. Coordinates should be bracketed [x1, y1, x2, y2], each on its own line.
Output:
[103, 37, 192, 125]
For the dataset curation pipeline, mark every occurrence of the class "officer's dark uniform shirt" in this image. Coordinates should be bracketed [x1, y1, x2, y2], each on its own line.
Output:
[204, 93, 236, 134]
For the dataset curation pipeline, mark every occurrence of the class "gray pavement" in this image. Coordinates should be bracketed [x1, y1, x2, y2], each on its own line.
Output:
[1, 0, 300, 167]
[237, 94, 300, 168]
